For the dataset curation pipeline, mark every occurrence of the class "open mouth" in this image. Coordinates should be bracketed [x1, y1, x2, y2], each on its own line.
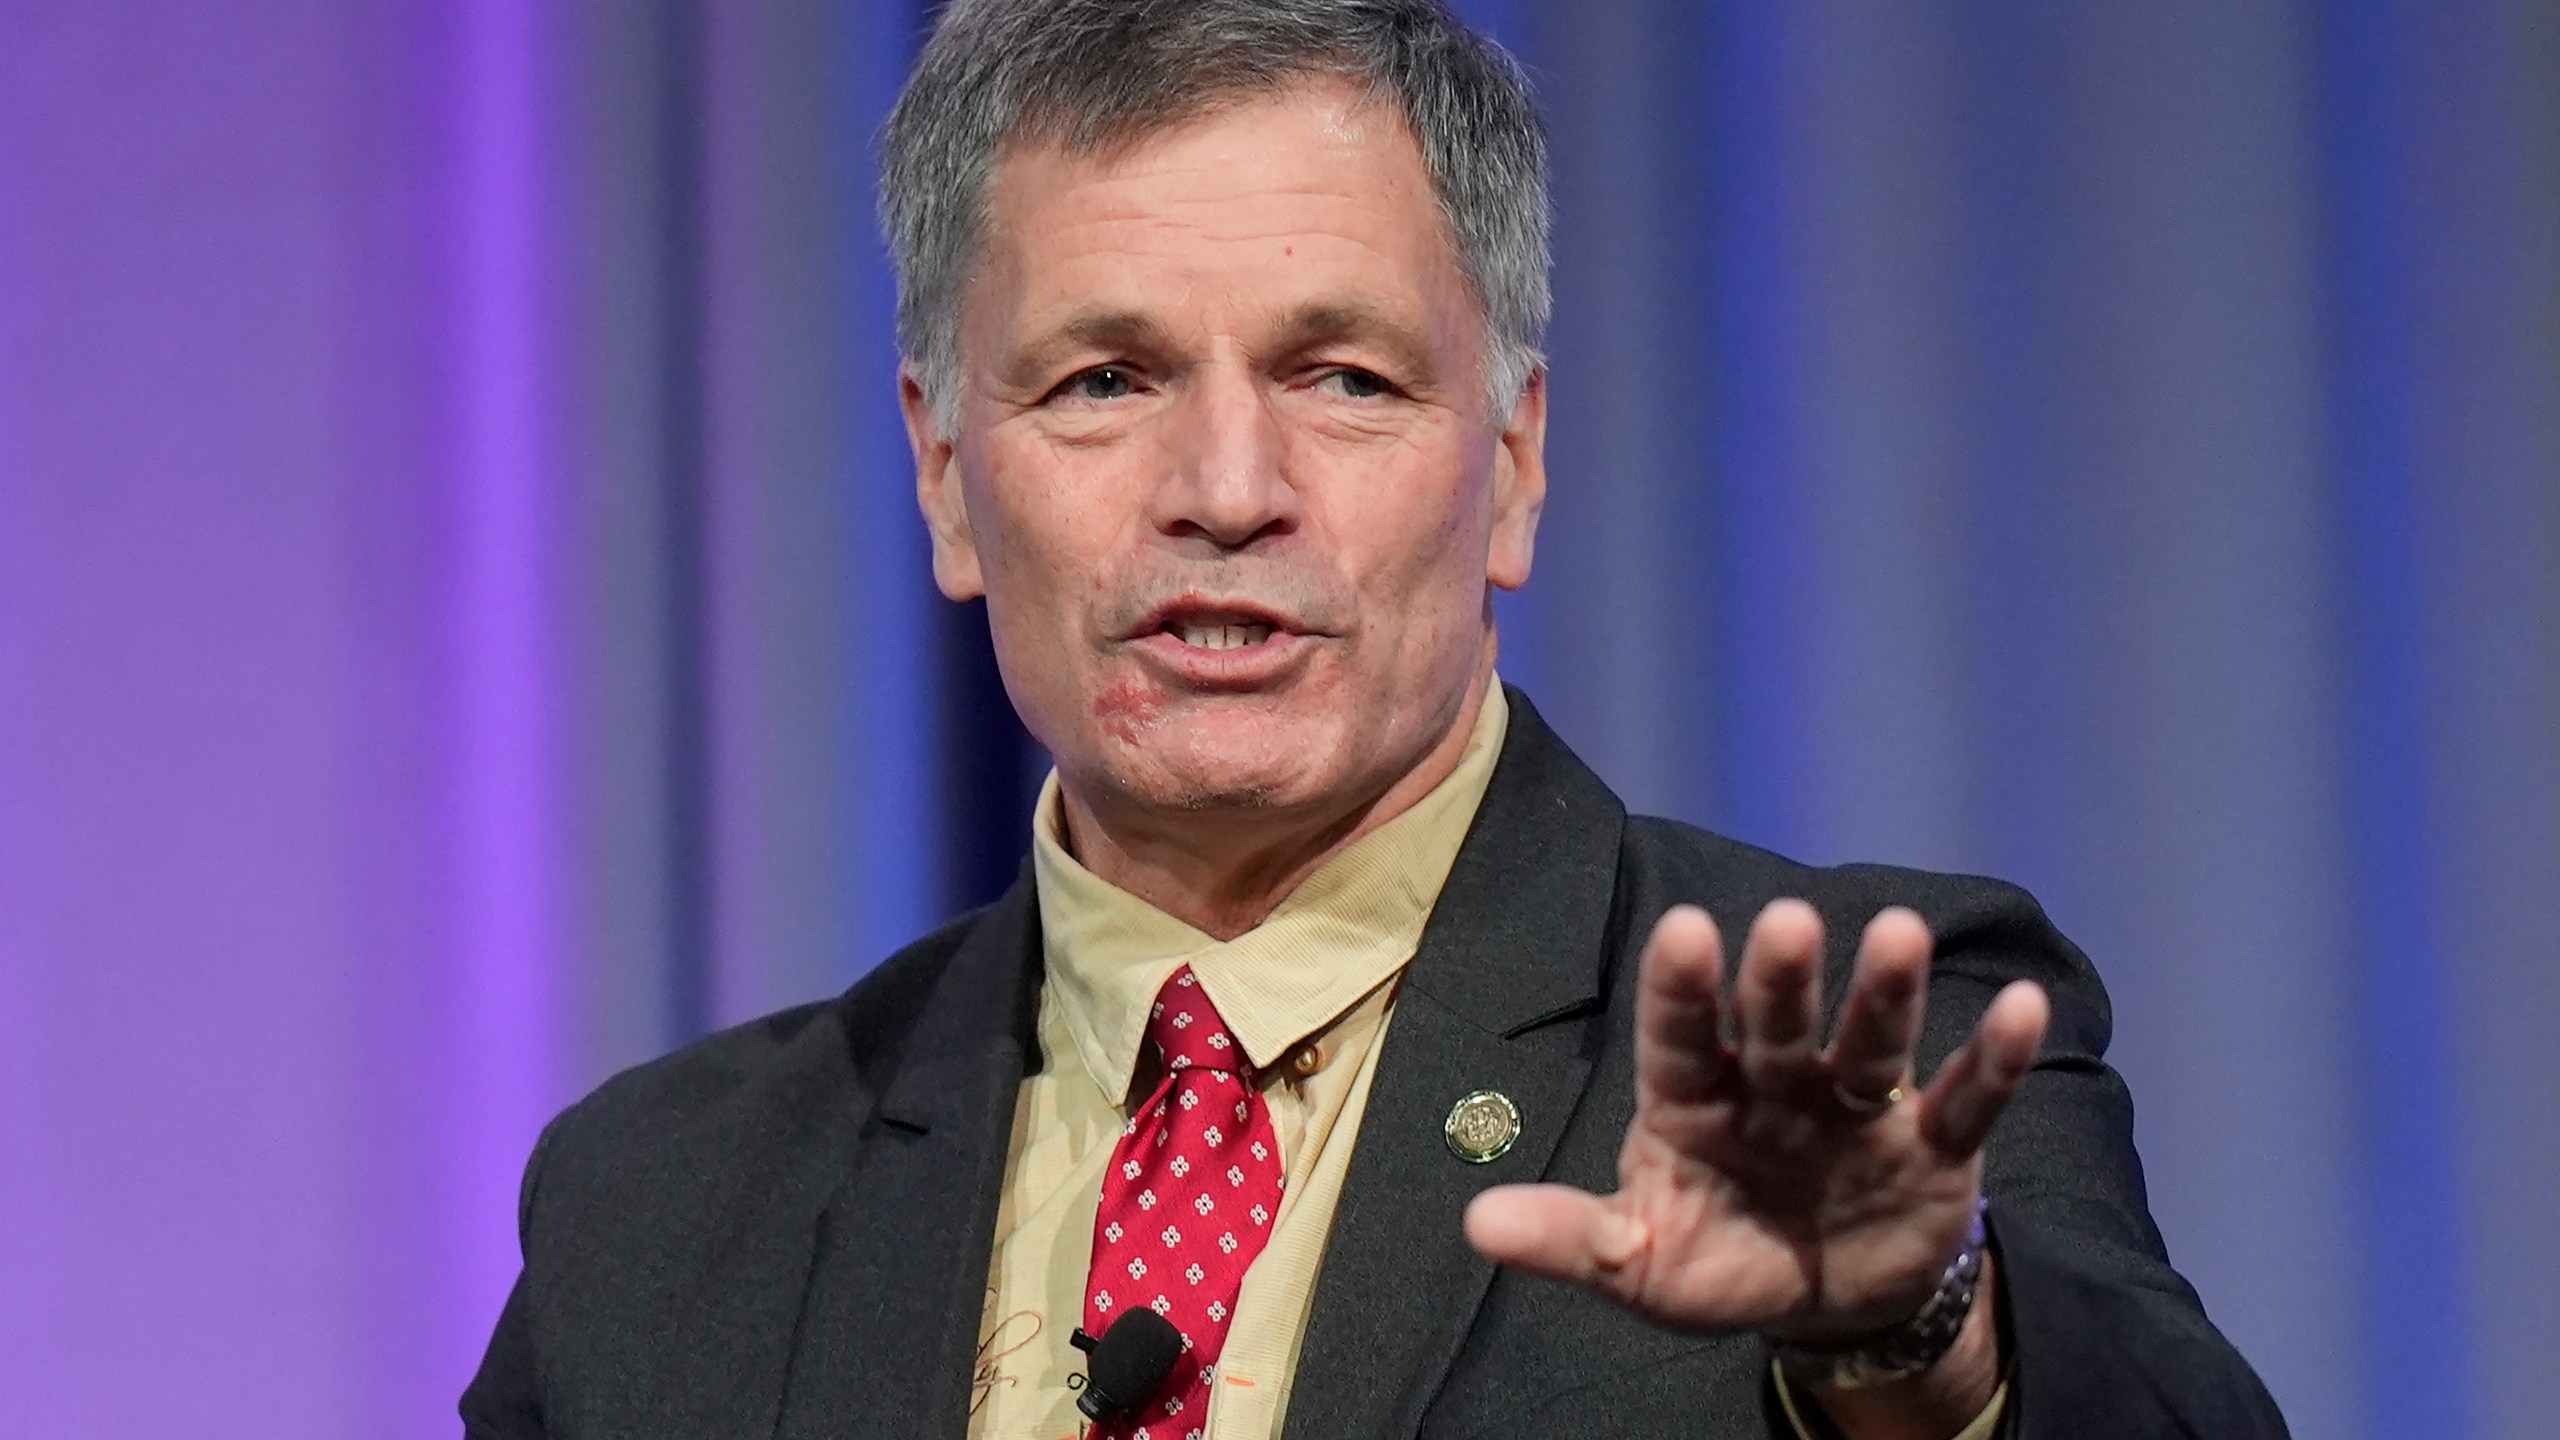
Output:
[1162, 618, 1277, 650]
[1125, 598, 1315, 675]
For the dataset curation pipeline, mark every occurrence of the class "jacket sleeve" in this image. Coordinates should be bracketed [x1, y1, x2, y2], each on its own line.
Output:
[1904, 873, 2291, 1439]
[1991, 1212, 2290, 1437]
[458, 1119, 560, 1439]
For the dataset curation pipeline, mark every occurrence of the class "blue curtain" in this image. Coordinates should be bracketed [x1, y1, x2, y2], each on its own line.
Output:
[1, 1, 2550, 1435]
[1487, 9, 2560, 1439]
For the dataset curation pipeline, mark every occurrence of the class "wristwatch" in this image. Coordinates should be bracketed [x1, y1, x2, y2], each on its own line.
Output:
[1767, 1197, 1991, 1392]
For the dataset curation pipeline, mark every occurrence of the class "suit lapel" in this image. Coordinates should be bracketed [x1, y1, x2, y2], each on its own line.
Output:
[1282, 691, 1629, 1439]
[772, 876, 1044, 1440]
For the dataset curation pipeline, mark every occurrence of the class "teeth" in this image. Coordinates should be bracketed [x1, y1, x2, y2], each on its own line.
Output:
[1176, 622, 1275, 650]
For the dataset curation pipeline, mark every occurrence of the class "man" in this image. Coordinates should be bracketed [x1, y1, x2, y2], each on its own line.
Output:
[463, 2, 2287, 1436]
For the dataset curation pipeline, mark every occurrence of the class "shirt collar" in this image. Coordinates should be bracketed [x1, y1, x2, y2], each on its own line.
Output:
[1033, 684, 1510, 1104]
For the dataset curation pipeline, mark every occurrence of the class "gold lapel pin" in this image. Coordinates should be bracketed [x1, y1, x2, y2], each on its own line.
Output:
[1444, 1089, 1522, 1164]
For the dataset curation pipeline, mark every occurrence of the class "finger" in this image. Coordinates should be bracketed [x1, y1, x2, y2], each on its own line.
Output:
[1463, 1183, 1649, 1301]
[1916, 980, 2051, 1156]
[1635, 905, 1732, 1105]
[1824, 907, 1932, 1105]
[1735, 898, 1825, 1092]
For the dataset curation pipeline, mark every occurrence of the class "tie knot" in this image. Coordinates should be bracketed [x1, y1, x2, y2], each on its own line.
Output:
[1147, 966, 1247, 1077]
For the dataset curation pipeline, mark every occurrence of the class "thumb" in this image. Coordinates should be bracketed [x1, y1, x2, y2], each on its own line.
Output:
[1464, 1183, 1652, 1296]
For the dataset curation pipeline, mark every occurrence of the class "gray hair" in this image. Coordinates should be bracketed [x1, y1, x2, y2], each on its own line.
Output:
[879, 0, 1550, 435]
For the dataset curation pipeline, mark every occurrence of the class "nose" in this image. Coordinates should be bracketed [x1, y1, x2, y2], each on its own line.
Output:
[1146, 362, 1299, 549]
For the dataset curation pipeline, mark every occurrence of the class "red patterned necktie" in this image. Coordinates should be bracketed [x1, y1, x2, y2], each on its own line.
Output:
[1081, 966, 1285, 1439]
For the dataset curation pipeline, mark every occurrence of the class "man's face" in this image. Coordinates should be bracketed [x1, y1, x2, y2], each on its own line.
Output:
[907, 78, 1545, 829]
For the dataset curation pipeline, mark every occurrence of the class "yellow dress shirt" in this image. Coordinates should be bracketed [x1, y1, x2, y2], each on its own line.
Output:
[968, 686, 1510, 1440]
[965, 682, 2003, 1440]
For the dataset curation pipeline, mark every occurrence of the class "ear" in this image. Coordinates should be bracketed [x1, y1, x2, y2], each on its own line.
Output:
[1486, 368, 1547, 591]
[902, 367, 985, 600]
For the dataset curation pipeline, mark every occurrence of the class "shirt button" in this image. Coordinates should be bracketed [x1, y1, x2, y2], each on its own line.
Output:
[1289, 1044, 1324, 1078]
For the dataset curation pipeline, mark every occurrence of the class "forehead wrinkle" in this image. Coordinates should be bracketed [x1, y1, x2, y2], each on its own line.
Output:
[976, 89, 1479, 393]
[1028, 192, 1420, 266]
[1013, 212, 1452, 334]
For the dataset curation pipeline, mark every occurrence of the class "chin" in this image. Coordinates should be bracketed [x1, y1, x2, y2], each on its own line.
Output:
[1110, 747, 1340, 817]
[1097, 710, 1359, 818]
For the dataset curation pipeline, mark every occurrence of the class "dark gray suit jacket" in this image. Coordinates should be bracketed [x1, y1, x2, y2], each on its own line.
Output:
[462, 691, 2288, 1438]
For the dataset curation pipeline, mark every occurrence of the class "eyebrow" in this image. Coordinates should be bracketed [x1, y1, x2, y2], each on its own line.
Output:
[1271, 302, 1440, 381]
[1001, 299, 1444, 388]
[1002, 310, 1173, 391]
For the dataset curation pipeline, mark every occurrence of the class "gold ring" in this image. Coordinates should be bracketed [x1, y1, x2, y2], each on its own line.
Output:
[1832, 1081, 1904, 1117]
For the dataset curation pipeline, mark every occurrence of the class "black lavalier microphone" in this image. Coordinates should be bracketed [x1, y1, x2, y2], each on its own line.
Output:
[1070, 1309, 1184, 1422]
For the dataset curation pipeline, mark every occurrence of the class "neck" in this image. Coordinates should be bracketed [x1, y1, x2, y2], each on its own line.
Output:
[1058, 662, 1497, 941]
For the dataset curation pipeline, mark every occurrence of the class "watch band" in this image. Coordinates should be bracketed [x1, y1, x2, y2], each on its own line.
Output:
[1767, 1197, 1991, 1392]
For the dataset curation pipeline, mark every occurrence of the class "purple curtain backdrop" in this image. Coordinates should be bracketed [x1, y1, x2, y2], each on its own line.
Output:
[2, 2, 2554, 1438]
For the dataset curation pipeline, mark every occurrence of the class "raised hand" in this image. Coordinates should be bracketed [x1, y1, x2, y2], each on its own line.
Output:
[1462, 898, 2048, 1354]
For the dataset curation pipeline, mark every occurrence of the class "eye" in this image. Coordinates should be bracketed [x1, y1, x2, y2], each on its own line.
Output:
[1316, 367, 1393, 400]
[1051, 365, 1142, 404]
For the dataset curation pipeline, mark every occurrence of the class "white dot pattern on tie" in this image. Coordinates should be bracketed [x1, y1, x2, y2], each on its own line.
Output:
[1082, 966, 1285, 1438]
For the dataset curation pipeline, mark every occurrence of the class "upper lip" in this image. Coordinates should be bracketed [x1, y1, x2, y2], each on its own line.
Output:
[1124, 596, 1311, 641]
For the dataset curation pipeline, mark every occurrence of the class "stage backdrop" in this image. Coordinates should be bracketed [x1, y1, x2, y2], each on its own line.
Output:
[2, 1, 2553, 1436]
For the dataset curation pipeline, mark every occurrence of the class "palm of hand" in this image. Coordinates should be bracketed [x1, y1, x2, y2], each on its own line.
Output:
[1464, 900, 2047, 1345]
[1604, 1066, 1984, 1341]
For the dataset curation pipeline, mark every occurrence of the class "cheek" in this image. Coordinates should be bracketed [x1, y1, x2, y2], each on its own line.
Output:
[963, 443, 1132, 712]
[1360, 469, 1493, 620]
[965, 445, 1092, 597]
